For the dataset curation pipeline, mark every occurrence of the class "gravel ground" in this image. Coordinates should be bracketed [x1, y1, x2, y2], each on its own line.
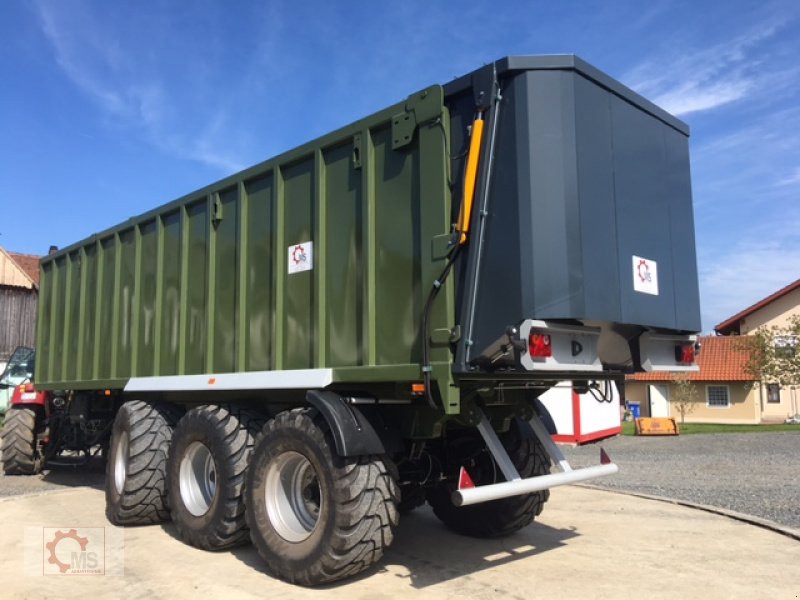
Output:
[0, 453, 106, 498]
[1, 432, 798, 531]
[561, 431, 800, 530]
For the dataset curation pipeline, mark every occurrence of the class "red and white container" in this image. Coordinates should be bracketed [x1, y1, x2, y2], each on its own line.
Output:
[538, 381, 622, 445]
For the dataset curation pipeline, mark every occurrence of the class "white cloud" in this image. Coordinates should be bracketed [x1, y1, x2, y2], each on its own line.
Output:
[698, 225, 800, 332]
[652, 79, 753, 116]
[691, 105, 800, 202]
[35, 2, 245, 174]
[622, 19, 783, 116]
[776, 167, 800, 187]
[691, 101, 800, 331]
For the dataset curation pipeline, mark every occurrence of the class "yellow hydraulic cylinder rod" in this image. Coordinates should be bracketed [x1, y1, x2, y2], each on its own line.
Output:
[456, 116, 485, 244]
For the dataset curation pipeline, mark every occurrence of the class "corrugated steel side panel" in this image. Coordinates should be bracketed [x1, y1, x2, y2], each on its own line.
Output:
[36, 89, 453, 389]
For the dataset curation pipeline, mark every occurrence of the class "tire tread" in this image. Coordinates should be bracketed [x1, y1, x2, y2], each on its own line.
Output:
[1, 407, 41, 475]
[246, 408, 399, 586]
[106, 400, 181, 525]
[169, 404, 265, 550]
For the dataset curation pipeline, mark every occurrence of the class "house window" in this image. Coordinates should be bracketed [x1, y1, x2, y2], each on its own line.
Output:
[707, 385, 730, 408]
[767, 383, 781, 404]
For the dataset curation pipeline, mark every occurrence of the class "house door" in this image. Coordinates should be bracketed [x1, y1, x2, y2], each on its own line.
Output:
[649, 384, 670, 418]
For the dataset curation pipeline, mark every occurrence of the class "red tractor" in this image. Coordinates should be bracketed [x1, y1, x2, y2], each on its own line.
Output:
[1, 346, 115, 474]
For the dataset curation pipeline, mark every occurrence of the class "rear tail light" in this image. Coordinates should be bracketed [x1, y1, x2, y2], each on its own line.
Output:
[528, 333, 552, 358]
[675, 343, 696, 365]
[20, 383, 35, 393]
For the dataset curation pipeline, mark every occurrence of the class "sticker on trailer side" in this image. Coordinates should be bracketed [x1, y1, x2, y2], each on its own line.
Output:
[288, 242, 313, 274]
[632, 255, 658, 295]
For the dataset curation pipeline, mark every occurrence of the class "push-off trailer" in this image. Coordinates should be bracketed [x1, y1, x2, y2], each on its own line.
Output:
[2, 55, 700, 585]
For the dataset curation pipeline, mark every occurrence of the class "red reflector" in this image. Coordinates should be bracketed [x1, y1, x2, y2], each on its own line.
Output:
[528, 333, 552, 358]
[675, 343, 695, 365]
[23, 383, 35, 393]
[458, 466, 476, 490]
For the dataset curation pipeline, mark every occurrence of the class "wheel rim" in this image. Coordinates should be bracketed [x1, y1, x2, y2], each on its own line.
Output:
[113, 431, 129, 495]
[179, 441, 217, 517]
[265, 451, 322, 542]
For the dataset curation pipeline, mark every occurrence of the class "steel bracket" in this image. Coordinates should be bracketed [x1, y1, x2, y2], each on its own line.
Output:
[392, 85, 444, 150]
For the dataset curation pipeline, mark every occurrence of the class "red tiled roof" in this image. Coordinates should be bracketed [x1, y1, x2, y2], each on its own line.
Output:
[7, 251, 41, 287]
[626, 335, 753, 382]
[715, 278, 800, 335]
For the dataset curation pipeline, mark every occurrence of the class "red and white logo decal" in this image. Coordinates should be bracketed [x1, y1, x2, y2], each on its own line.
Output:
[632, 255, 659, 295]
[288, 241, 313, 274]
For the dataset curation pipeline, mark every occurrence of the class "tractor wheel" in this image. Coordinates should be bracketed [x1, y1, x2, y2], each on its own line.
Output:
[1, 406, 43, 475]
[427, 420, 551, 537]
[245, 408, 399, 586]
[167, 405, 265, 550]
[105, 400, 182, 525]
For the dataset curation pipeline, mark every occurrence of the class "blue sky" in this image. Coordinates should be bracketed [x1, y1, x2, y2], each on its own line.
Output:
[1, 1, 798, 332]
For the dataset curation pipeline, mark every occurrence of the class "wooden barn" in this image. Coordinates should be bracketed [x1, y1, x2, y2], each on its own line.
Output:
[0, 247, 41, 368]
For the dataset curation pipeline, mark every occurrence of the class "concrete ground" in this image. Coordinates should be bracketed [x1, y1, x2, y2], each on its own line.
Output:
[1, 485, 798, 600]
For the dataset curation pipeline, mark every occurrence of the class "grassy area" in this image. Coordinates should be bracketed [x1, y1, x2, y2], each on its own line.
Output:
[621, 420, 800, 435]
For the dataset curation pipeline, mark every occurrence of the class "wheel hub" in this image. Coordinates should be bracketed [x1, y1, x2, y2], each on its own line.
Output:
[264, 451, 322, 542]
[179, 441, 217, 517]
[113, 431, 129, 495]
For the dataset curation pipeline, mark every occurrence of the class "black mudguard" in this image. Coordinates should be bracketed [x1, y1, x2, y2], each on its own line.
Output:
[305, 390, 385, 457]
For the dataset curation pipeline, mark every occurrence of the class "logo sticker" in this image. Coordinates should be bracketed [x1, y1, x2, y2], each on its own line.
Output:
[632, 255, 658, 295]
[288, 242, 313, 274]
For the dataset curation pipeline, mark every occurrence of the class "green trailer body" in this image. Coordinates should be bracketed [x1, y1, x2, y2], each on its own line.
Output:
[35, 86, 457, 400]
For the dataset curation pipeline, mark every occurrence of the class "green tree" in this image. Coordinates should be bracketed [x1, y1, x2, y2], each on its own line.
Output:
[670, 375, 700, 425]
[741, 314, 800, 420]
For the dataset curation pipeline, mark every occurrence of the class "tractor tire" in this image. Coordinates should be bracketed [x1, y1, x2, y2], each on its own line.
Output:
[167, 405, 265, 550]
[427, 420, 551, 538]
[105, 400, 182, 525]
[1, 406, 43, 475]
[245, 408, 399, 586]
